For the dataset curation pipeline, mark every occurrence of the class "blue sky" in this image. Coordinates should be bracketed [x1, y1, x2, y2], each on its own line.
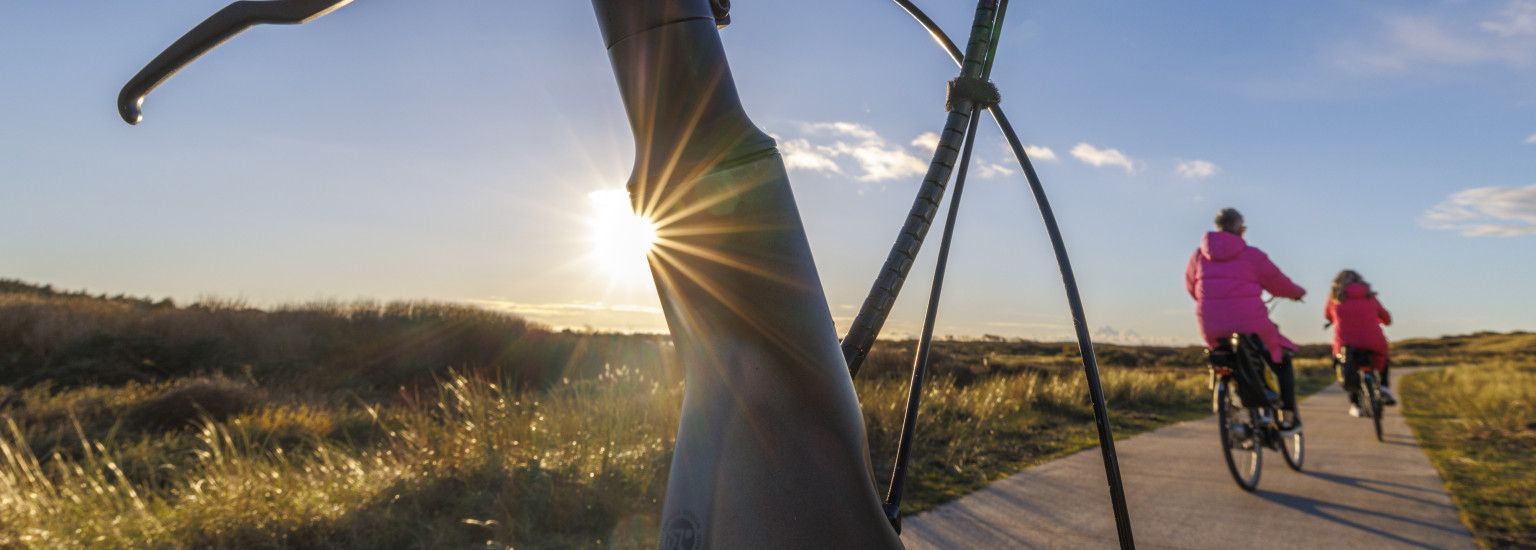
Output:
[2, 0, 1533, 344]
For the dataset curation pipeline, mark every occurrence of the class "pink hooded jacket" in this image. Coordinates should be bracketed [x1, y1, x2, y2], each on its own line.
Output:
[1185, 231, 1306, 363]
[1325, 282, 1391, 369]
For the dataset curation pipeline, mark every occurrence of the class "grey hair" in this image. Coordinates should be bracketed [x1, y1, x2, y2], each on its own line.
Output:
[1215, 208, 1244, 234]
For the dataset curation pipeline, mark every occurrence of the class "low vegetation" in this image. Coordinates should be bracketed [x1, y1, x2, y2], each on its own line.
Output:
[0, 279, 1523, 547]
[1400, 342, 1536, 549]
[0, 279, 678, 395]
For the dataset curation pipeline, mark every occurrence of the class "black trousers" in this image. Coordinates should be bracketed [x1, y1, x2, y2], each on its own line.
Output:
[1272, 354, 1297, 411]
[1340, 358, 1391, 405]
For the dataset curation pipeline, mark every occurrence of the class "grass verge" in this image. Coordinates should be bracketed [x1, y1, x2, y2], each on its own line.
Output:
[1401, 362, 1536, 548]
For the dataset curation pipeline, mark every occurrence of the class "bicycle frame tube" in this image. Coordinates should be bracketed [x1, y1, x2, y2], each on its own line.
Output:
[880, 3, 1135, 545]
[592, 1, 901, 546]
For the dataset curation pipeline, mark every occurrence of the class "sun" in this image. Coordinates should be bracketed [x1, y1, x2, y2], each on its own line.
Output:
[586, 189, 658, 288]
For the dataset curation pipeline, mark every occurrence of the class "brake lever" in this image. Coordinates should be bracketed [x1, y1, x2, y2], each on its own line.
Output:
[118, 0, 353, 125]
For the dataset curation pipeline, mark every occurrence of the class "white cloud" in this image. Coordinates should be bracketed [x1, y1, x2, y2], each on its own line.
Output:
[1023, 145, 1057, 162]
[1525, 132, 1536, 144]
[777, 137, 841, 174]
[470, 299, 663, 317]
[1176, 159, 1219, 180]
[770, 122, 927, 182]
[1483, 0, 1536, 36]
[974, 160, 1015, 179]
[467, 299, 668, 332]
[1090, 325, 1189, 346]
[773, 123, 1038, 182]
[1070, 142, 1137, 174]
[910, 132, 940, 151]
[822, 140, 927, 182]
[803, 121, 879, 141]
[1334, 4, 1536, 74]
[1421, 184, 1536, 237]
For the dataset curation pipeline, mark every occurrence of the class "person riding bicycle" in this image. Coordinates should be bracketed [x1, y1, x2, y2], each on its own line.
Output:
[1186, 207, 1307, 429]
[1325, 269, 1395, 415]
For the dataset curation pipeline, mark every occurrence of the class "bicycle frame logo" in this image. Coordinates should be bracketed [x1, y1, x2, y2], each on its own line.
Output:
[660, 513, 703, 550]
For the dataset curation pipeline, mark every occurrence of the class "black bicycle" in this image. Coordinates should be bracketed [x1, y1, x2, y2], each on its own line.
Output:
[1336, 347, 1385, 442]
[1208, 333, 1304, 491]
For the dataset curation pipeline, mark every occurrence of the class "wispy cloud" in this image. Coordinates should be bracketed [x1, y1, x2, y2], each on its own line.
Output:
[1483, 0, 1536, 36]
[470, 299, 663, 317]
[974, 161, 1015, 179]
[1023, 145, 1057, 162]
[803, 121, 879, 140]
[1421, 184, 1536, 237]
[778, 137, 841, 174]
[1091, 325, 1190, 345]
[1070, 142, 1137, 174]
[911, 132, 940, 151]
[1525, 132, 1536, 144]
[770, 122, 927, 182]
[1175, 159, 1219, 180]
[776, 123, 1026, 182]
[467, 299, 667, 332]
[1333, 1, 1536, 74]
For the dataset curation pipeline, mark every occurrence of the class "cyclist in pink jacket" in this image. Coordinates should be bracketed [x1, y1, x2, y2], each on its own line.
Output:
[1326, 270, 1396, 414]
[1186, 208, 1308, 427]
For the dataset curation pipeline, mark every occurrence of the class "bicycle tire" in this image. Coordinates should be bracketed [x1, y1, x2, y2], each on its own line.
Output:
[1216, 381, 1261, 491]
[1280, 423, 1304, 471]
[1367, 373, 1384, 442]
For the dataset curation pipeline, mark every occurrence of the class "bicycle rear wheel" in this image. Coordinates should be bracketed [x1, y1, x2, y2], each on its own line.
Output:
[1217, 382, 1261, 491]
[1366, 373, 1384, 442]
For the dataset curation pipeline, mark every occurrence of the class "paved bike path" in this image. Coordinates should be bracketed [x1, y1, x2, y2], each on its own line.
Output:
[900, 370, 1473, 549]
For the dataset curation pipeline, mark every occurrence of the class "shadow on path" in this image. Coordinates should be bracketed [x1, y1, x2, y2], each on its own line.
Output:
[1303, 470, 1455, 508]
[1257, 487, 1463, 549]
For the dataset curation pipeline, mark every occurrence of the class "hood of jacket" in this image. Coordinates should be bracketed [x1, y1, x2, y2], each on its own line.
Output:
[1200, 231, 1246, 262]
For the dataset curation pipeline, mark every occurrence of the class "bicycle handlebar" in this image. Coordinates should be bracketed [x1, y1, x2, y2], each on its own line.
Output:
[118, 0, 353, 125]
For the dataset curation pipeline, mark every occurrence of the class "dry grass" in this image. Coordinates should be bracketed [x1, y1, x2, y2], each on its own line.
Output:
[1402, 361, 1536, 548]
[0, 366, 679, 548]
[1, 279, 1524, 547]
[0, 361, 1313, 547]
[0, 279, 678, 396]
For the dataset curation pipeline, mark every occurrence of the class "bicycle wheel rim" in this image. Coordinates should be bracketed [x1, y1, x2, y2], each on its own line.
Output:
[1281, 428, 1304, 470]
[1217, 383, 1261, 491]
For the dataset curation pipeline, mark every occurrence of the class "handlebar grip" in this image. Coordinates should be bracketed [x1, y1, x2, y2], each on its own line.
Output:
[119, 0, 352, 124]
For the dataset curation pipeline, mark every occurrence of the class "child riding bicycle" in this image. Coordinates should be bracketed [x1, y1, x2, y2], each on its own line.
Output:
[1325, 270, 1395, 415]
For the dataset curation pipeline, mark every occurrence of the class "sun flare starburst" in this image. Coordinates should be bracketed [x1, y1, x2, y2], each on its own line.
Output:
[586, 189, 658, 288]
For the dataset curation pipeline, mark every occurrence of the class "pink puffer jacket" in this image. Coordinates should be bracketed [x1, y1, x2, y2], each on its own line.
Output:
[1325, 282, 1391, 369]
[1185, 231, 1307, 363]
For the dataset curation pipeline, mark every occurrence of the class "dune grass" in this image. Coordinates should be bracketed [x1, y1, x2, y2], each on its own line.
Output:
[0, 280, 677, 396]
[1402, 360, 1536, 548]
[1, 366, 680, 548]
[0, 360, 1341, 547]
[0, 279, 1519, 547]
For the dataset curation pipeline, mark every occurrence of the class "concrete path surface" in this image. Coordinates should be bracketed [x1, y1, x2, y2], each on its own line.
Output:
[901, 370, 1474, 549]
